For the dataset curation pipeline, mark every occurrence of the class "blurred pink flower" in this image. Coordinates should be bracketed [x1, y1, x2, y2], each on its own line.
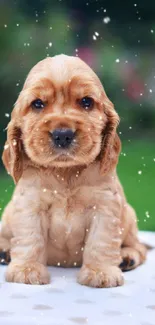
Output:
[127, 77, 145, 100]
[78, 47, 95, 67]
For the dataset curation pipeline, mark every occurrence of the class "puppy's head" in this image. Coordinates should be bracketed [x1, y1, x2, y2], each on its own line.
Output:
[2, 54, 121, 183]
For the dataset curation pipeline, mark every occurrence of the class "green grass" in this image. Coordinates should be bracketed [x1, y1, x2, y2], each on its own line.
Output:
[117, 140, 155, 231]
[0, 174, 14, 217]
[0, 140, 154, 230]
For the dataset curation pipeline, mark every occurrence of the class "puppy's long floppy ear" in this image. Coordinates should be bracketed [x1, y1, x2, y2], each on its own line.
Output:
[2, 118, 23, 184]
[99, 96, 121, 175]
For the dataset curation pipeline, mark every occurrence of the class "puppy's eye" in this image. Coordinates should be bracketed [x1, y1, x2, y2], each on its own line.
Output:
[78, 97, 94, 110]
[31, 99, 45, 110]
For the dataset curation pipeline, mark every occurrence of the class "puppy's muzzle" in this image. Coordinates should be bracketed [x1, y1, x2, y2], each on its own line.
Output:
[50, 128, 75, 148]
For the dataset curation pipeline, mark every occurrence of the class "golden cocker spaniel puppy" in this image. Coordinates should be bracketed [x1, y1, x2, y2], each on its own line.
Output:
[0, 55, 146, 287]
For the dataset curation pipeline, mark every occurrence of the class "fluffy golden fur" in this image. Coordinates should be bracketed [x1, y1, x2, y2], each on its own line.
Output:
[0, 54, 146, 287]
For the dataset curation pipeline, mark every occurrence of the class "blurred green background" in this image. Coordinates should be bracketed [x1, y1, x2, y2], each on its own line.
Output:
[0, 0, 154, 230]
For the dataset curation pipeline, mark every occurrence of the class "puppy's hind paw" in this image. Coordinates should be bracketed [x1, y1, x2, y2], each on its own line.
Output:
[120, 245, 147, 271]
[0, 251, 11, 265]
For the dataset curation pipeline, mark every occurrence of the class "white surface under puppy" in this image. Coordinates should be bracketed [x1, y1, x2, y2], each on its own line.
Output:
[0, 231, 154, 325]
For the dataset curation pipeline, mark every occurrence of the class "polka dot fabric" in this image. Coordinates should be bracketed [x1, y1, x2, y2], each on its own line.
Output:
[0, 231, 155, 325]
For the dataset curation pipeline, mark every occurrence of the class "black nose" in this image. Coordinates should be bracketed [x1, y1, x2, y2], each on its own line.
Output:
[52, 128, 75, 148]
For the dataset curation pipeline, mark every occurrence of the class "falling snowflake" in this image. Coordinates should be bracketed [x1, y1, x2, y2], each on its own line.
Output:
[138, 170, 142, 175]
[5, 113, 9, 118]
[149, 89, 152, 93]
[151, 29, 154, 33]
[145, 211, 150, 218]
[4, 144, 9, 150]
[16, 23, 19, 27]
[115, 59, 120, 63]
[93, 35, 97, 41]
[12, 139, 17, 146]
[4, 24, 7, 28]
[49, 42, 52, 47]
[93, 31, 100, 41]
[103, 16, 110, 24]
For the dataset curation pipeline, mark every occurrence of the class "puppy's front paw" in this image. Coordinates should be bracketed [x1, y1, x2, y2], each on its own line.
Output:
[77, 265, 124, 288]
[5, 262, 50, 285]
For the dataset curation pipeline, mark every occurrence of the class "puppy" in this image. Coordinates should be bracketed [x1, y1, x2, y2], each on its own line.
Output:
[0, 54, 146, 287]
